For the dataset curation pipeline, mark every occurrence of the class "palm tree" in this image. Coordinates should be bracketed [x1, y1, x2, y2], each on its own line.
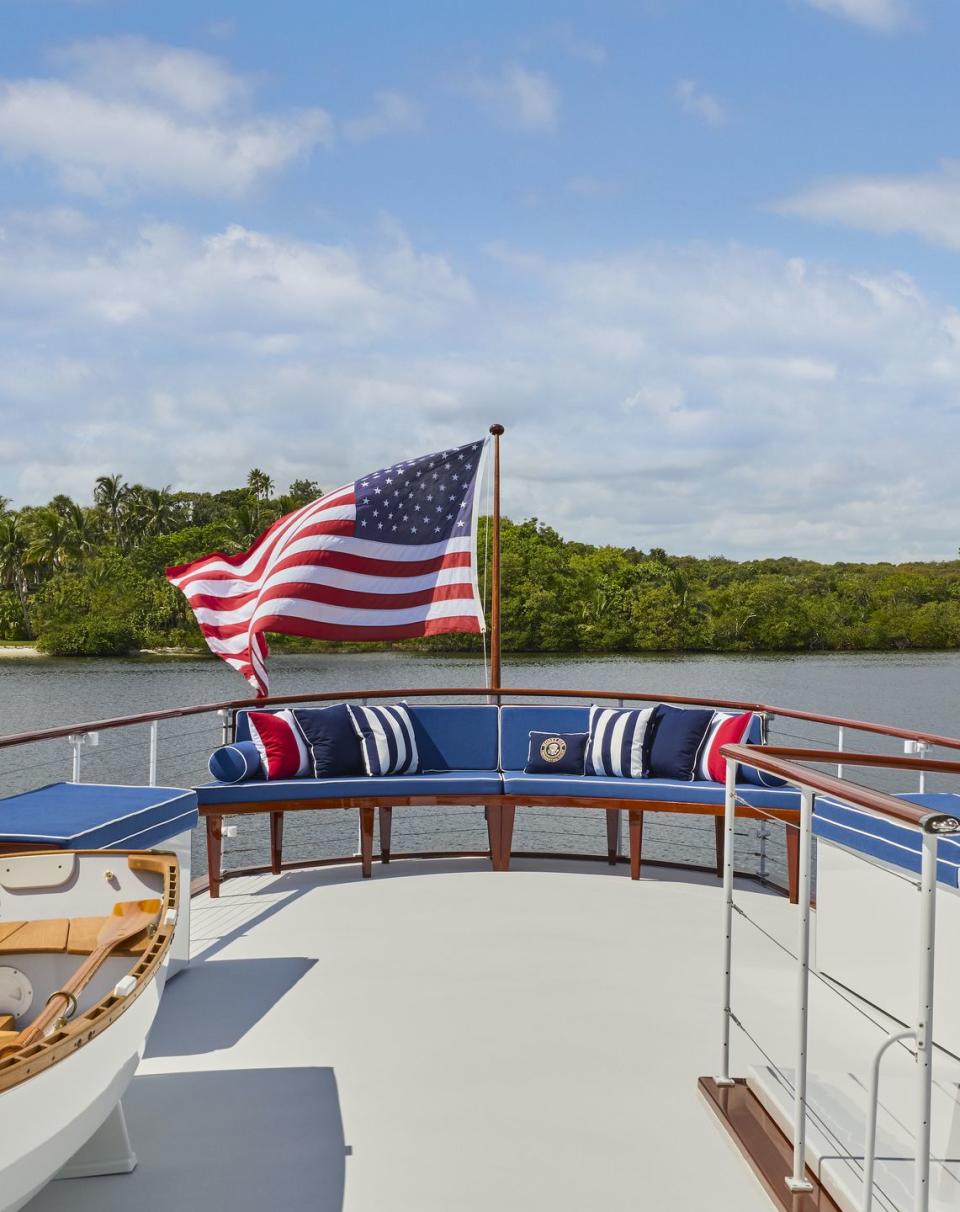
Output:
[133, 486, 179, 537]
[25, 507, 74, 576]
[247, 468, 274, 501]
[0, 513, 32, 635]
[94, 474, 129, 546]
[61, 501, 100, 561]
[227, 499, 261, 547]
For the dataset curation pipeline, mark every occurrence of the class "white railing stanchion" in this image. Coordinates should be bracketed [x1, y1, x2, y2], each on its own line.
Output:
[715, 757, 737, 1087]
[861, 1027, 915, 1212]
[67, 731, 97, 782]
[217, 709, 230, 747]
[837, 726, 844, 780]
[148, 720, 158, 787]
[786, 786, 815, 1195]
[913, 829, 938, 1212]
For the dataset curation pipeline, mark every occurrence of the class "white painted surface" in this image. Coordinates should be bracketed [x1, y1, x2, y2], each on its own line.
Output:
[20, 856, 958, 1212]
[816, 840, 960, 1058]
[23, 860, 778, 1212]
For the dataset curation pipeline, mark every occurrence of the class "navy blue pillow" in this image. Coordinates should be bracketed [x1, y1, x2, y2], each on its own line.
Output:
[737, 745, 788, 788]
[293, 705, 365, 778]
[525, 731, 589, 775]
[647, 705, 714, 782]
[208, 741, 262, 784]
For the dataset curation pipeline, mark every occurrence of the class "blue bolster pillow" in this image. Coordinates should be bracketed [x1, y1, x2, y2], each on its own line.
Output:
[209, 741, 262, 784]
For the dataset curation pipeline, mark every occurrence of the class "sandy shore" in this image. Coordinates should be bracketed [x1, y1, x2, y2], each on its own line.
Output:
[0, 645, 40, 658]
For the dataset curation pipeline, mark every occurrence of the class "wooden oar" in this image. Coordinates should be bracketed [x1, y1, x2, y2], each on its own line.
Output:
[0, 899, 161, 1056]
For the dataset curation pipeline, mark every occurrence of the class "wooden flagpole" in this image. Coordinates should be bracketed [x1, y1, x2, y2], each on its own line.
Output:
[488, 424, 504, 691]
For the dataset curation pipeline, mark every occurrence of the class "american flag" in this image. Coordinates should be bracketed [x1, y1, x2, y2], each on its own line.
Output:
[166, 438, 489, 695]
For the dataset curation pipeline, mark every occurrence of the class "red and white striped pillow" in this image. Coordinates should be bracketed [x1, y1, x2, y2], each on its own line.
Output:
[697, 711, 755, 782]
[247, 709, 309, 780]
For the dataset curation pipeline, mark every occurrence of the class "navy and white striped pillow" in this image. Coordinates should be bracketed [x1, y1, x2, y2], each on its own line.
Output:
[346, 704, 420, 776]
[586, 705, 656, 778]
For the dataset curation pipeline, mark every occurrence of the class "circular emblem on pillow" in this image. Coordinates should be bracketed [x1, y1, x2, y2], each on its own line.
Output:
[540, 736, 567, 763]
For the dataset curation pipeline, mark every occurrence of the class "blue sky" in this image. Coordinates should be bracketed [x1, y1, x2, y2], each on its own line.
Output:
[0, 0, 958, 560]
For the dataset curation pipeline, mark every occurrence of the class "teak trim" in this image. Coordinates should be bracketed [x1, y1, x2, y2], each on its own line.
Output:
[201, 796, 801, 903]
[0, 850, 178, 1094]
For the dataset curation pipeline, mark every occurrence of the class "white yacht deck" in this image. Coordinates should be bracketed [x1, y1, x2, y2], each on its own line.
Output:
[22, 858, 960, 1212]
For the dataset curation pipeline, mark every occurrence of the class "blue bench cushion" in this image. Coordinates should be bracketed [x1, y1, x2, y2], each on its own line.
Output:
[235, 704, 500, 774]
[407, 705, 499, 772]
[198, 770, 503, 806]
[0, 782, 198, 849]
[502, 773, 801, 811]
[500, 705, 590, 771]
[814, 794, 960, 888]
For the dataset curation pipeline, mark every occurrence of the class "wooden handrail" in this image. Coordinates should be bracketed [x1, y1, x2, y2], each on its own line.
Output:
[721, 743, 960, 833]
[749, 746, 960, 775]
[2, 683, 960, 753]
[5, 688, 960, 751]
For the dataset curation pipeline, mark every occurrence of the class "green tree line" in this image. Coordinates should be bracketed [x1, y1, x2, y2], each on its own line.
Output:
[2, 473, 960, 656]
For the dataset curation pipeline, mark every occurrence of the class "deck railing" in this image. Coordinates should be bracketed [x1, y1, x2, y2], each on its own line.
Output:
[716, 741, 960, 1212]
[1, 685, 959, 888]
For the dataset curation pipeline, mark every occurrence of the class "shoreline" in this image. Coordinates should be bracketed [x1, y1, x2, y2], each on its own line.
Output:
[1, 644, 959, 662]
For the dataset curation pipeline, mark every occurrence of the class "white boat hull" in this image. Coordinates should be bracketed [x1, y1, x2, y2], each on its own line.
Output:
[0, 850, 177, 1212]
[0, 950, 167, 1212]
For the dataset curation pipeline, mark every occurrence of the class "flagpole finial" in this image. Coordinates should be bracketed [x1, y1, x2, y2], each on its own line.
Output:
[489, 423, 504, 435]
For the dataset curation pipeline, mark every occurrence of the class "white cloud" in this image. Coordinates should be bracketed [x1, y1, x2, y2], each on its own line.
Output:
[343, 91, 422, 141]
[775, 161, 960, 250]
[674, 79, 726, 128]
[1, 221, 959, 561]
[460, 63, 559, 131]
[52, 35, 248, 114]
[799, 0, 915, 32]
[0, 37, 332, 196]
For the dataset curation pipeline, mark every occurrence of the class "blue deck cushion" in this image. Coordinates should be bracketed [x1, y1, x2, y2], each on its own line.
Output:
[502, 772, 801, 811]
[0, 782, 198, 849]
[814, 794, 960, 888]
[500, 705, 591, 771]
[208, 742, 262, 784]
[407, 705, 499, 772]
[525, 731, 589, 775]
[586, 705, 656, 778]
[293, 706, 364, 778]
[347, 704, 419, 775]
[647, 705, 714, 781]
[197, 770, 503, 805]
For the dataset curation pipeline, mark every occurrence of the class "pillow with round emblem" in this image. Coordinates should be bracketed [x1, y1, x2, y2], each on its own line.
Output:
[524, 731, 589, 776]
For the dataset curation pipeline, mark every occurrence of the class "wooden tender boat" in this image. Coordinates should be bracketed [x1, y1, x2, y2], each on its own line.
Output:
[0, 849, 178, 1212]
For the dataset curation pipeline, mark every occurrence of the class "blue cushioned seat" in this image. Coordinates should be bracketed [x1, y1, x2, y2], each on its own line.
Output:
[814, 794, 960, 888]
[198, 769, 503, 806]
[499, 705, 591, 770]
[0, 782, 198, 849]
[502, 773, 801, 810]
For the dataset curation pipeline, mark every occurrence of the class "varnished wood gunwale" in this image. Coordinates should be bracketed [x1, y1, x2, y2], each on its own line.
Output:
[0, 850, 178, 1094]
[4, 684, 960, 754]
[698, 1077, 842, 1212]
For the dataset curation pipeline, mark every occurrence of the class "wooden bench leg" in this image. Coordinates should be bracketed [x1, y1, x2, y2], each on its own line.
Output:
[606, 809, 620, 865]
[270, 811, 284, 875]
[785, 822, 800, 905]
[206, 814, 223, 899]
[359, 806, 375, 878]
[379, 806, 392, 863]
[714, 815, 725, 880]
[629, 809, 644, 880]
[499, 803, 516, 871]
[485, 803, 502, 869]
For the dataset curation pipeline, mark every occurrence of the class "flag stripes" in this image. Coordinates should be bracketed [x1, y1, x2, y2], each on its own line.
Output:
[166, 439, 488, 695]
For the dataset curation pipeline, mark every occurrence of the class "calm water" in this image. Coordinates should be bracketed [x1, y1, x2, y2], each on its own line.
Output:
[1, 650, 957, 879]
